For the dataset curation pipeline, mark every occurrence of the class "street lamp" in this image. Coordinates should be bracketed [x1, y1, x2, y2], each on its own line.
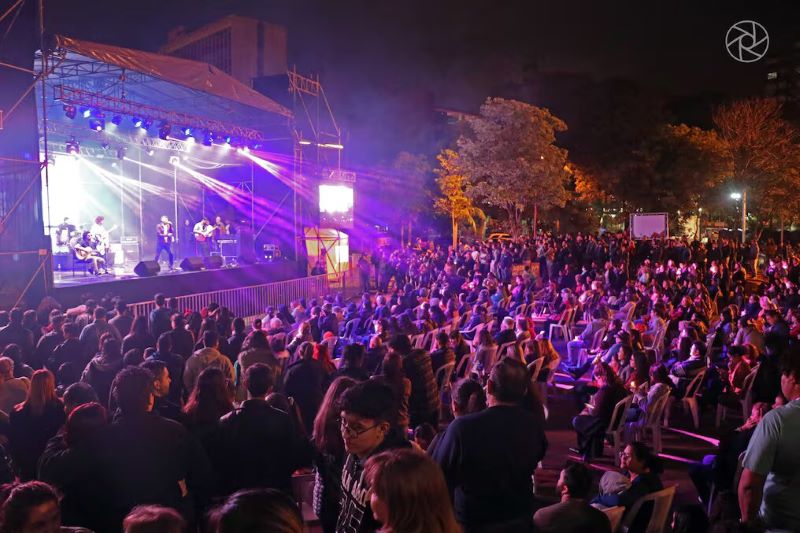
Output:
[730, 191, 747, 243]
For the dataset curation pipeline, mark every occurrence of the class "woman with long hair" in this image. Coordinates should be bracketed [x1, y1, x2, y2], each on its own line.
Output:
[122, 315, 155, 355]
[9, 369, 65, 479]
[312, 376, 358, 533]
[474, 328, 497, 378]
[571, 362, 628, 461]
[80, 335, 124, 407]
[182, 367, 234, 441]
[427, 379, 486, 457]
[371, 352, 411, 437]
[314, 343, 336, 376]
[365, 449, 460, 533]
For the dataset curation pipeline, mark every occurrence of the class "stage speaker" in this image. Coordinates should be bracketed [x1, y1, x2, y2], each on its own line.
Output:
[204, 255, 224, 270]
[134, 260, 160, 277]
[180, 257, 204, 272]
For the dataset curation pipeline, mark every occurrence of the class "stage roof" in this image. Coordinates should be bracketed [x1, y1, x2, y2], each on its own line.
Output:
[38, 35, 292, 137]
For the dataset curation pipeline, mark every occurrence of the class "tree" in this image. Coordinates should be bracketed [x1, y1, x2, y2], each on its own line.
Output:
[433, 149, 485, 248]
[457, 97, 569, 239]
[713, 98, 800, 243]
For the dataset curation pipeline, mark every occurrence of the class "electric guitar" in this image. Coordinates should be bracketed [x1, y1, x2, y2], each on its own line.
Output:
[194, 224, 215, 242]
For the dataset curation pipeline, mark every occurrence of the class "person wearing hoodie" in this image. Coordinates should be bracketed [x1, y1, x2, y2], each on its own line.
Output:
[80, 336, 125, 407]
[235, 330, 280, 401]
[183, 330, 235, 394]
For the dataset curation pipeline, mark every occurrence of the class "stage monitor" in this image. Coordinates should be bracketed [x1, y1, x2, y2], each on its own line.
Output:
[319, 184, 353, 229]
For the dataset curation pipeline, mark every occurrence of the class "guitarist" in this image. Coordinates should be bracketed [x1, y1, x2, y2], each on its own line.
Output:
[91, 215, 117, 264]
[73, 231, 107, 275]
[155, 215, 175, 269]
[193, 217, 214, 257]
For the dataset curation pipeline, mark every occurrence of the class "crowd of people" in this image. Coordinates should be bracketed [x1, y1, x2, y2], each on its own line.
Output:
[0, 230, 795, 532]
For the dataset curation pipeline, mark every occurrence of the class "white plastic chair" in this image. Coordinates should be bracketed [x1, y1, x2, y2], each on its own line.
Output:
[603, 506, 625, 533]
[634, 390, 671, 454]
[666, 370, 706, 429]
[549, 308, 573, 341]
[620, 485, 676, 533]
[605, 395, 634, 460]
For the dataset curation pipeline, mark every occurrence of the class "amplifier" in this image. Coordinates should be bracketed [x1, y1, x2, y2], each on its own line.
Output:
[120, 237, 140, 264]
[219, 239, 239, 257]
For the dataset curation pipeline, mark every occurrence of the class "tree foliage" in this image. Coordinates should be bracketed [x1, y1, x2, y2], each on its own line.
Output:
[433, 149, 485, 247]
[456, 97, 569, 238]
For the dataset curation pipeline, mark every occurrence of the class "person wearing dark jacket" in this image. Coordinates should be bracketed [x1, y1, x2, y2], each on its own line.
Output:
[336, 380, 411, 533]
[400, 343, 438, 427]
[213, 364, 313, 496]
[571, 362, 628, 461]
[330, 344, 370, 382]
[227, 317, 247, 360]
[148, 294, 173, 341]
[0, 308, 35, 365]
[49, 323, 85, 374]
[100, 366, 213, 528]
[166, 314, 195, 361]
[283, 342, 327, 434]
[147, 333, 185, 405]
[433, 358, 548, 531]
[80, 336, 125, 408]
[38, 402, 115, 532]
[592, 442, 664, 532]
[430, 331, 456, 375]
[140, 359, 183, 423]
[32, 313, 65, 371]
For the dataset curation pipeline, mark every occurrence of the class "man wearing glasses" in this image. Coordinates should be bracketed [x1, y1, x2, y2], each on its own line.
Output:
[336, 380, 410, 533]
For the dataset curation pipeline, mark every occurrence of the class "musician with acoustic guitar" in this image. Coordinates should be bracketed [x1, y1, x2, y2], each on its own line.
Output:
[73, 231, 108, 275]
[155, 215, 175, 269]
[90, 215, 118, 261]
[193, 216, 214, 257]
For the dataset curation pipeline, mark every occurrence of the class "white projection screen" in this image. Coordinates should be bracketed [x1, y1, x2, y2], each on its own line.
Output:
[630, 213, 669, 240]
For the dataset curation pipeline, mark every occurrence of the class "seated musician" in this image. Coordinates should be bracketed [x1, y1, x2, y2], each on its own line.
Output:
[72, 231, 107, 275]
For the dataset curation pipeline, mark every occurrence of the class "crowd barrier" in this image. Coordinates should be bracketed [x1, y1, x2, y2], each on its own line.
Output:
[127, 273, 333, 319]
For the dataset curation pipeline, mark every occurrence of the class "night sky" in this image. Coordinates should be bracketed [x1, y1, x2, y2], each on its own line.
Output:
[43, 0, 800, 163]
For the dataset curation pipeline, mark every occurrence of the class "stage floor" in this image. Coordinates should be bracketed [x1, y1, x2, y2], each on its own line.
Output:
[51, 260, 300, 307]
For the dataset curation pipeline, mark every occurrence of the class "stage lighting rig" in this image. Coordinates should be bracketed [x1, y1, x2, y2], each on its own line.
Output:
[132, 117, 143, 128]
[180, 126, 192, 136]
[111, 115, 122, 126]
[88, 113, 105, 132]
[116, 147, 127, 160]
[81, 108, 92, 118]
[142, 118, 153, 130]
[63, 105, 76, 119]
[202, 130, 213, 146]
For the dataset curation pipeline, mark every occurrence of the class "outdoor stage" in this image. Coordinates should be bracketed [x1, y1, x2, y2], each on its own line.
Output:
[51, 259, 300, 308]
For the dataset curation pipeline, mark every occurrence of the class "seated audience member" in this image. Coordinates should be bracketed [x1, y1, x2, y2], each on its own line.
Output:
[208, 488, 304, 533]
[38, 402, 112, 531]
[336, 380, 410, 532]
[61, 382, 99, 416]
[433, 358, 547, 531]
[365, 448, 460, 533]
[123, 505, 186, 533]
[0, 357, 29, 415]
[102, 366, 213, 528]
[430, 331, 456, 374]
[312, 377, 358, 533]
[533, 462, 612, 532]
[331, 343, 370, 382]
[214, 363, 313, 496]
[9, 370, 65, 480]
[0, 480, 91, 533]
[592, 442, 664, 530]
[571, 362, 627, 461]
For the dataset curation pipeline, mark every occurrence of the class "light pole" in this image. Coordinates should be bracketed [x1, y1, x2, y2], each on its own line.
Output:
[730, 191, 746, 244]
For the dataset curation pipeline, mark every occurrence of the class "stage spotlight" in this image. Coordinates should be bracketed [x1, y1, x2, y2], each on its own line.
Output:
[202, 130, 213, 146]
[132, 117, 143, 128]
[142, 118, 153, 130]
[81, 108, 92, 118]
[158, 121, 171, 140]
[111, 115, 122, 126]
[63, 105, 76, 119]
[224, 135, 232, 144]
[169, 155, 180, 166]
[147, 149, 155, 156]
[181, 126, 192, 136]
[185, 136, 195, 144]
[116, 147, 127, 160]
[89, 118, 105, 131]
[65, 137, 80, 155]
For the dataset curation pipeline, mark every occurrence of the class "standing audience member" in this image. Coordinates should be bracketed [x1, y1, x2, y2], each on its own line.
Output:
[147, 334, 184, 405]
[9, 370, 65, 480]
[371, 352, 412, 437]
[0, 480, 89, 533]
[427, 378, 486, 457]
[214, 364, 313, 495]
[434, 358, 548, 531]
[182, 367, 234, 443]
[183, 331, 235, 393]
[109, 301, 134, 345]
[166, 314, 194, 361]
[123, 505, 186, 533]
[283, 342, 327, 434]
[102, 366, 213, 528]
[80, 336, 124, 407]
[336, 380, 410, 533]
[0, 357, 29, 415]
[312, 377, 358, 533]
[32, 313, 65, 370]
[227, 318, 247, 361]
[148, 294, 172, 341]
[122, 316, 156, 357]
[79, 307, 121, 361]
[331, 344, 370, 382]
[739, 349, 800, 532]
[534, 462, 612, 532]
[208, 488, 304, 533]
[0, 308, 34, 365]
[49, 323, 84, 375]
[365, 449, 460, 533]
